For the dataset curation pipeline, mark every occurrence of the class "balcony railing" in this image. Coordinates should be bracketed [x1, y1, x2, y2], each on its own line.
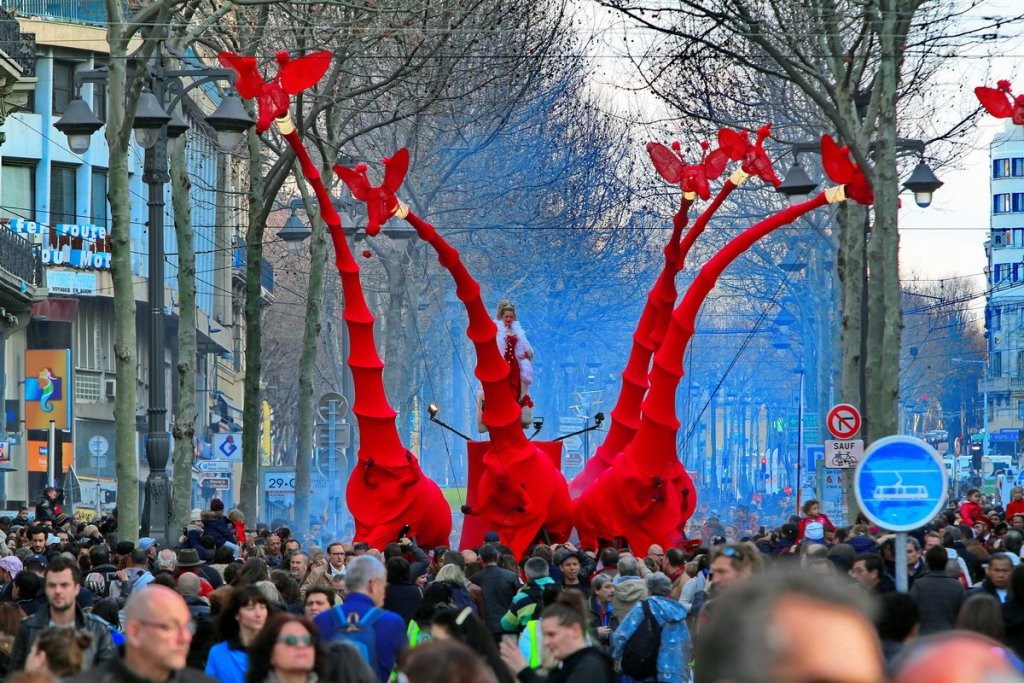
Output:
[0, 223, 43, 287]
[5, 0, 118, 26]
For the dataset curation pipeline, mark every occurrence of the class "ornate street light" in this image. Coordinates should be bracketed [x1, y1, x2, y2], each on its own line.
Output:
[903, 160, 944, 208]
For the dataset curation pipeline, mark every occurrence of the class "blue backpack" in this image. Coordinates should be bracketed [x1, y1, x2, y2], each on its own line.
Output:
[319, 605, 384, 665]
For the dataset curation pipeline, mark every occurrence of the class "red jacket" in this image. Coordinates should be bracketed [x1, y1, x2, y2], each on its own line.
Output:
[960, 500, 985, 526]
[796, 514, 835, 542]
[1006, 500, 1024, 521]
[231, 519, 246, 545]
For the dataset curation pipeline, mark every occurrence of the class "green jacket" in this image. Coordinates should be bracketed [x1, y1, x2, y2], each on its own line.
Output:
[500, 577, 556, 633]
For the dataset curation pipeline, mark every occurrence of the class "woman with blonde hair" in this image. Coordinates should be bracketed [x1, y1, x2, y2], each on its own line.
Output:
[494, 301, 534, 410]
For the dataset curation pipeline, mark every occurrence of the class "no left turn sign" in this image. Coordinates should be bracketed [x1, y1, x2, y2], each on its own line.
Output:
[827, 404, 862, 439]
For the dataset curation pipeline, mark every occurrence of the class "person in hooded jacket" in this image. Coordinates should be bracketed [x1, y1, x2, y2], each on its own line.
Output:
[612, 573, 691, 683]
[611, 555, 648, 623]
[202, 499, 238, 552]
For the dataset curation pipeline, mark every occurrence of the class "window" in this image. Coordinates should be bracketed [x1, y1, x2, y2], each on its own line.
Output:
[996, 194, 1012, 214]
[1014, 193, 1024, 213]
[1019, 400, 1024, 421]
[90, 169, 107, 228]
[995, 159, 1011, 178]
[52, 61, 75, 115]
[992, 306, 1002, 330]
[1014, 228, 1024, 247]
[1015, 158, 1024, 177]
[1018, 350, 1024, 378]
[49, 164, 77, 227]
[0, 161, 35, 221]
[90, 62, 106, 121]
[993, 351, 1002, 378]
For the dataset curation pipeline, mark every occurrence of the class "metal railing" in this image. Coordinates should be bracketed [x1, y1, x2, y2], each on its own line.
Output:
[0, 223, 43, 287]
[5, 0, 119, 26]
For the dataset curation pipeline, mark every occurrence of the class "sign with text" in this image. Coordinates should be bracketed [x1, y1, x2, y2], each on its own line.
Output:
[826, 439, 864, 469]
[27, 440, 73, 473]
[7, 219, 111, 271]
[47, 269, 97, 295]
[24, 350, 72, 430]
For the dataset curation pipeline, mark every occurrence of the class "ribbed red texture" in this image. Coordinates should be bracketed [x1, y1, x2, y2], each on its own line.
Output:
[282, 129, 451, 549]
[572, 191, 830, 551]
[402, 210, 572, 558]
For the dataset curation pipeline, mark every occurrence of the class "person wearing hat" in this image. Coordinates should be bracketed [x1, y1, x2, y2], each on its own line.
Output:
[176, 548, 223, 590]
[0, 555, 23, 602]
[558, 550, 591, 597]
[181, 510, 214, 562]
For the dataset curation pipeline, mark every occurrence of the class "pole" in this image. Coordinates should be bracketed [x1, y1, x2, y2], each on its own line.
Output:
[796, 369, 804, 516]
[140, 129, 172, 546]
[328, 400, 337, 534]
[47, 420, 56, 488]
[983, 368, 990, 458]
[895, 531, 909, 593]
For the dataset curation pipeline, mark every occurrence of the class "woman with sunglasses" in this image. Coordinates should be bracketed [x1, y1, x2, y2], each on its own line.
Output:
[246, 613, 324, 683]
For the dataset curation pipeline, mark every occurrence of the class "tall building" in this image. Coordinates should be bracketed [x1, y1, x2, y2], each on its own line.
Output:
[984, 120, 1024, 452]
[0, 3, 262, 515]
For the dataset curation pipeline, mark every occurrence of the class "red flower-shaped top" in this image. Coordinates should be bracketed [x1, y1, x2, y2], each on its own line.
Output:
[704, 124, 782, 187]
[975, 80, 1024, 126]
[646, 140, 723, 200]
[217, 50, 332, 134]
[821, 134, 873, 206]
[334, 148, 410, 236]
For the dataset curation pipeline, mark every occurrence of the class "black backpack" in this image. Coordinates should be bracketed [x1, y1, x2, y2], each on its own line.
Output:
[620, 599, 662, 679]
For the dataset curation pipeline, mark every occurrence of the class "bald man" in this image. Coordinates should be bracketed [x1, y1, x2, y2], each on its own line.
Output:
[67, 585, 218, 682]
[892, 632, 1024, 683]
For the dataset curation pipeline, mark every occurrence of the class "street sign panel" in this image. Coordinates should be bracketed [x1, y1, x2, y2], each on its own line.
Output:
[563, 453, 584, 468]
[317, 392, 348, 420]
[827, 404, 861, 439]
[854, 435, 947, 532]
[211, 434, 242, 462]
[562, 435, 583, 452]
[826, 439, 864, 469]
[196, 460, 233, 474]
[200, 477, 230, 489]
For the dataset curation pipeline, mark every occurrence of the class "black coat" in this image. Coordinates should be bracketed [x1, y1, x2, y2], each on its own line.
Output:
[471, 564, 520, 635]
[1004, 598, 1024, 659]
[384, 582, 423, 624]
[910, 572, 965, 635]
[11, 607, 116, 671]
[517, 646, 614, 683]
[66, 653, 219, 683]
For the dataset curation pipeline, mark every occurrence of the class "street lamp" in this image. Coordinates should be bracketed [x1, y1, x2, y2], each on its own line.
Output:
[903, 161, 944, 208]
[278, 198, 312, 256]
[54, 41, 254, 546]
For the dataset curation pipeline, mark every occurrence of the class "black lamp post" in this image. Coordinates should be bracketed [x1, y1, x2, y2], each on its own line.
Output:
[55, 44, 253, 545]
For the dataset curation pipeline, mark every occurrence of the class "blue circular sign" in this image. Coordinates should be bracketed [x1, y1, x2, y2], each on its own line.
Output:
[854, 435, 948, 532]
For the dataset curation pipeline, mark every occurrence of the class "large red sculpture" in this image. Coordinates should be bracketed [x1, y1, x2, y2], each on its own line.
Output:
[219, 52, 451, 550]
[335, 151, 572, 558]
[976, 80, 1024, 126]
[572, 133, 869, 551]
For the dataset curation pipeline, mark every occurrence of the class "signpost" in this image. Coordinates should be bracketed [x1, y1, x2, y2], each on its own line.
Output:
[825, 439, 864, 469]
[826, 404, 862, 440]
[854, 435, 948, 592]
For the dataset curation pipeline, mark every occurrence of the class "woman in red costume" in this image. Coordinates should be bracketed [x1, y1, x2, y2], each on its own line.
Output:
[495, 301, 534, 409]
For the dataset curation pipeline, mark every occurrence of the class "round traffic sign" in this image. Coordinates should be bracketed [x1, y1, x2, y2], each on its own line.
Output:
[317, 392, 348, 420]
[88, 435, 109, 457]
[854, 435, 948, 532]
[827, 404, 861, 439]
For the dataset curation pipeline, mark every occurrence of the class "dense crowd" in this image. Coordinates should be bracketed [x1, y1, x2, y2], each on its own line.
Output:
[1, 486, 1024, 682]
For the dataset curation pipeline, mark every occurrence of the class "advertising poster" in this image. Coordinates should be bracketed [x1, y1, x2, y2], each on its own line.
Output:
[24, 350, 72, 430]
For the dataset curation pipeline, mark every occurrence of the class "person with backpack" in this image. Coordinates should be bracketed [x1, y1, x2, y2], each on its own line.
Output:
[500, 557, 557, 634]
[612, 573, 691, 683]
[313, 555, 407, 683]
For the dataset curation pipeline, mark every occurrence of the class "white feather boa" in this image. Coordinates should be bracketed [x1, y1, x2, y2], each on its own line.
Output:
[495, 319, 533, 384]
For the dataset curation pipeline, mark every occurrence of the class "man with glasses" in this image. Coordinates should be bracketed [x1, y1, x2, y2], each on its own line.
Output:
[302, 542, 347, 599]
[69, 585, 217, 682]
[11, 555, 116, 670]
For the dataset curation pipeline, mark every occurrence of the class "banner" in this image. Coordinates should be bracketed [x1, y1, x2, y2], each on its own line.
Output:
[25, 350, 72, 430]
[27, 440, 74, 473]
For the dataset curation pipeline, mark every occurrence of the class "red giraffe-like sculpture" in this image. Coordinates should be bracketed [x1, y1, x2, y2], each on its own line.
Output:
[573, 133, 861, 551]
[218, 51, 451, 550]
[569, 127, 775, 503]
[335, 150, 572, 558]
[976, 80, 1024, 126]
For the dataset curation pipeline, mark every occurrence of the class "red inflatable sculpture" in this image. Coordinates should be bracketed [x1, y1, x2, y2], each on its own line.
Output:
[976, 80, 1024, 126]
[335, 150, 572, 558]
[572, 133, 867, 551]
[218, 51, 451, 550]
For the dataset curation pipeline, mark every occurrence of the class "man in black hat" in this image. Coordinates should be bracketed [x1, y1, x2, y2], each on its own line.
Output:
[559, 550, 591, 597]
[11, 555, 114, 670]
[175, 548, 223, 589]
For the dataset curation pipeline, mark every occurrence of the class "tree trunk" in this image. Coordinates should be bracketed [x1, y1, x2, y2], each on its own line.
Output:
[294, 203, 327, 537]
[170, 135, 196, 533]
[240, 130, 265, 522]
[105, 0, 138, 540]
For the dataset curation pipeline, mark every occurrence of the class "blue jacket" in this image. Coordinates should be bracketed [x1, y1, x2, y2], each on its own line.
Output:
[314, 592, 407, 683]
[611, 596, 691, 683]
[204, 639, 248, 683]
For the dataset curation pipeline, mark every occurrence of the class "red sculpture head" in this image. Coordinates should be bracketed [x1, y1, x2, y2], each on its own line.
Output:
[975, 80, 1024, 126]
[217, 50, 332, 134]
[647, 140, 720, 200]
[334, 148, 410, 236]
[821, 135, 874, 206]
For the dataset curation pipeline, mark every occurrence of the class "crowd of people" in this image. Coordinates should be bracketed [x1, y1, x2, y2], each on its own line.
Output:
[0, 488, 1023, 682]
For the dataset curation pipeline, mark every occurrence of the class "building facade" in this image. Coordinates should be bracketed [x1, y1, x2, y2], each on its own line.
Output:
[0, 5, 259, 516]
[985, 120, 1024, 452]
